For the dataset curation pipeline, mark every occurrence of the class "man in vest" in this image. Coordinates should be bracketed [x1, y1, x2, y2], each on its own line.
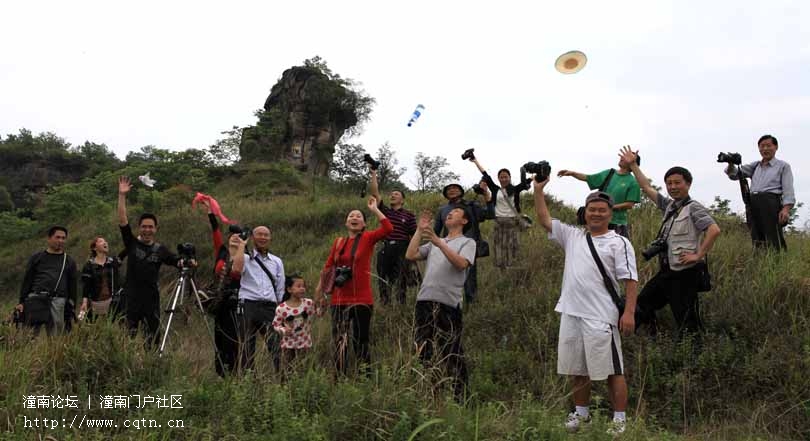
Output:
[620, 146, 721, 339]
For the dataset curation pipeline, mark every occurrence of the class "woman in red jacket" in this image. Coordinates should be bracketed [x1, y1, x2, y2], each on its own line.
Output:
[317, 196, 393, 375]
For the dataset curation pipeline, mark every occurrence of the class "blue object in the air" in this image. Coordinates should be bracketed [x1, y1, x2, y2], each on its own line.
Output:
[407, 104, 425, 127]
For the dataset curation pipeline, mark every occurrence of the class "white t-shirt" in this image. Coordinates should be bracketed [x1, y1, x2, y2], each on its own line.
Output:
[495, 189, 514, 218]
[549, 219, 638, 325]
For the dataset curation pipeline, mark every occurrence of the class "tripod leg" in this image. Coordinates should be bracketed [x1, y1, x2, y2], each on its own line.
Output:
[159, 274, 185, 357]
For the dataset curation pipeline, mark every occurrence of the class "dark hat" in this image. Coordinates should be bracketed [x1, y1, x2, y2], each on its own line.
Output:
[585, 191, 614, 208]
[442, 183, 464, 199]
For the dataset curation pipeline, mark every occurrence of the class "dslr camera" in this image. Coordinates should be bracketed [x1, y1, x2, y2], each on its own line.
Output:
[472, 183, 486, 195]
[334, 266, 353, 287]
[461, 148, 476, 161]
[177, 243, 196, 267]
[228, 224, 251, 241]
[717, 152, 742, 165]
[522, 161, 552, 182]
[641, 237, 668, 261]
[363, 154, 381, 171]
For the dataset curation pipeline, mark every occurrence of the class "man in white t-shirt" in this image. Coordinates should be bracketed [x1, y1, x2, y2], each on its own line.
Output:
[533, 175, 638, 435]
[406, 207, 476, 402]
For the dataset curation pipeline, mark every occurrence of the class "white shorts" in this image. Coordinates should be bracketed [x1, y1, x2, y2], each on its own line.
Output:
[557, 313, 624, 381]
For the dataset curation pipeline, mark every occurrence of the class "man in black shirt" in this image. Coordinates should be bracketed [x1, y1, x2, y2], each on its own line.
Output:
[16, 226, 78, 336]
[118, 176, 182, 345]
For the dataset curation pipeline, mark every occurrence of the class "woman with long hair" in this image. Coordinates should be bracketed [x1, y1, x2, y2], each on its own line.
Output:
[316, 197, 392, 376]
[79, 236, 121, 321]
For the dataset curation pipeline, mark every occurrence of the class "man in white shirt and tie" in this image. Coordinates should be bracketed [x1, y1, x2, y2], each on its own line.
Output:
[233, 225, 285, 372]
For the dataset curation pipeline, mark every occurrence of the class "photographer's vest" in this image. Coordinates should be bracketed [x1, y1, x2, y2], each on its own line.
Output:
[664, 201, 702, 272]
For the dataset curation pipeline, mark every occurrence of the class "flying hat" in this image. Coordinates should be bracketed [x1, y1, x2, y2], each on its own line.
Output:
[554, 50, 588, 74]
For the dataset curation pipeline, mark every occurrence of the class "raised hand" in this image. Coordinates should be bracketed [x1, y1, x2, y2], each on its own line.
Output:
[118, 176, 132, 194]
[619, 145, 638, 167]
[418, 210, 432, 230]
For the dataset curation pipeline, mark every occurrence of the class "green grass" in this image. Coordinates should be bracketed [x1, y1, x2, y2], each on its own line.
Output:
[1, 174, 809, 440]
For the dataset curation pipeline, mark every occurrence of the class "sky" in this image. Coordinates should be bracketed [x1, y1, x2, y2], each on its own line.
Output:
[2, 0, 808, 226]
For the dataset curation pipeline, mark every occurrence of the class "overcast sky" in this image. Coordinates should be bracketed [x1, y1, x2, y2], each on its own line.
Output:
[2, 0, 808, 225]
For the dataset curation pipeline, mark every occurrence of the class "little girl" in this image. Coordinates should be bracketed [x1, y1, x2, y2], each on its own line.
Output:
[272, 274, 321, 374]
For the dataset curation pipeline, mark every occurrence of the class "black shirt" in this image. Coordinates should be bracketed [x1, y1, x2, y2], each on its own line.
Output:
[19, 251, 78, 304]
[81, 257, 121, 302]
[120, 224, 179, 307]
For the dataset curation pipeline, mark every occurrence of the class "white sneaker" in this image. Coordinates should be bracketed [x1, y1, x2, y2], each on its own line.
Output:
[607, 419, 626, 436]
[564, 412, 591, 433]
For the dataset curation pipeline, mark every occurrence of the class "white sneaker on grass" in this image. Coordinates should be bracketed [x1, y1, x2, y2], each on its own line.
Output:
[606, 419, 626, 436]
[564, 411, 591, 433]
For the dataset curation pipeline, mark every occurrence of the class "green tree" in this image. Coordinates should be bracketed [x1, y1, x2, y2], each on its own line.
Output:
[412, 153, 460, 192]
[0, 185, 13, 212]
[207, 126, 242, 166]
[375, 142, 407, 190]
[330, 143, 368, 188]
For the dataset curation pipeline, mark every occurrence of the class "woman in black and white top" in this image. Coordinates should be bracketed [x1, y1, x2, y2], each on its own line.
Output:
[79, 236, 121, 321]
[468, 154, 531, 269]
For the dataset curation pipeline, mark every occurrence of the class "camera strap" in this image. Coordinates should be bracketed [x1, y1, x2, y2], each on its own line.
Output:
[252, 253, 279, 300]
[585, 233, 623, 312]
[598, 169, 616, 192]
[658, 199, 693, 241]
[52, 252, 68, 297]
[339, 232, 363, 270]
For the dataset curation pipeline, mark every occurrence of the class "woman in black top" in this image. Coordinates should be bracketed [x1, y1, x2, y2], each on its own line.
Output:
[468, 155, 531, 269]
[79, 236, 121, 321]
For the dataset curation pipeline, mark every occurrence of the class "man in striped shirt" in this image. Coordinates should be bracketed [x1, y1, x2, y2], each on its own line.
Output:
[369, 168, 417, 305]
[724, 134, 795, 250]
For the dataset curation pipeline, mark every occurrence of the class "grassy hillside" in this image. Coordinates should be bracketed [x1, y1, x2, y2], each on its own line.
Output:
[2, 166, 809, 440]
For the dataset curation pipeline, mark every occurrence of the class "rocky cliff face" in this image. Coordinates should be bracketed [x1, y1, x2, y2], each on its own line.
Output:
[240, 65, 367, 175]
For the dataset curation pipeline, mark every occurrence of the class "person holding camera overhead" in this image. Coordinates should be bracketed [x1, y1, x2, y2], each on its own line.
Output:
[618, 148, 721, 340]
[234, 224, 284, 372]
[532, 173, 638, 435]
[315, 196, 392, 376]
[117, 176, 184, 346]
[723, 134, 795, 251]
[557, 153, 641, 238]
[467, 151, 531, 268]
[200, 199, 246, 376]
[368, 161, 417, 306]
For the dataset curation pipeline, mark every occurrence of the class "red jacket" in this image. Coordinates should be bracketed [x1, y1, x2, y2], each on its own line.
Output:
[324, 218, 393, 305]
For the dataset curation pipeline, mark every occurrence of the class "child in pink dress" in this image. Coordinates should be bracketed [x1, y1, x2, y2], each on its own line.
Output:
[272, 274, 321, 374]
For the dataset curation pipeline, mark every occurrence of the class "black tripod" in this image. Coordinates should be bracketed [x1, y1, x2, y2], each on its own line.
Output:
[158, 266, 218, 358]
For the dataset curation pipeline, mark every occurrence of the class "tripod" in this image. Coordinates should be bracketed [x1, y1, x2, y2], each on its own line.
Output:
[158, 266, 218, 358]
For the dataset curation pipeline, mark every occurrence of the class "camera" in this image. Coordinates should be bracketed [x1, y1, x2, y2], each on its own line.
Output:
[228, 224, 251, 241]
[333, 266, 353, 287]
[461, 148, 475, 161]
[641, 237, 668, 261]
[363, 154, 381, 171]
[472, 183, 486, 195]
[717, 152, 742, 165]
[177, 243, 196, 267]
[522, 161, 552, 182]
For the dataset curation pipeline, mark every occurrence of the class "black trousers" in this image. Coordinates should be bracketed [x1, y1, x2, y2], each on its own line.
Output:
[126, 303, 161, 347]
[331, 304, 373, 375]
[749, 192, 787, 251]
[377, 240, 409, 305]
[608, 224, 630, 239]
[414, 301, 469, 401]
[238, 300, 280, 372]
[636, 266, 702, 340]
[213, 301, 239, 377]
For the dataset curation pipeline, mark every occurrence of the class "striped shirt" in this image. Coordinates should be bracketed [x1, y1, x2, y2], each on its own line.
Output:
[727, 158, 795, 205]
[378, 203, 416, 242]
